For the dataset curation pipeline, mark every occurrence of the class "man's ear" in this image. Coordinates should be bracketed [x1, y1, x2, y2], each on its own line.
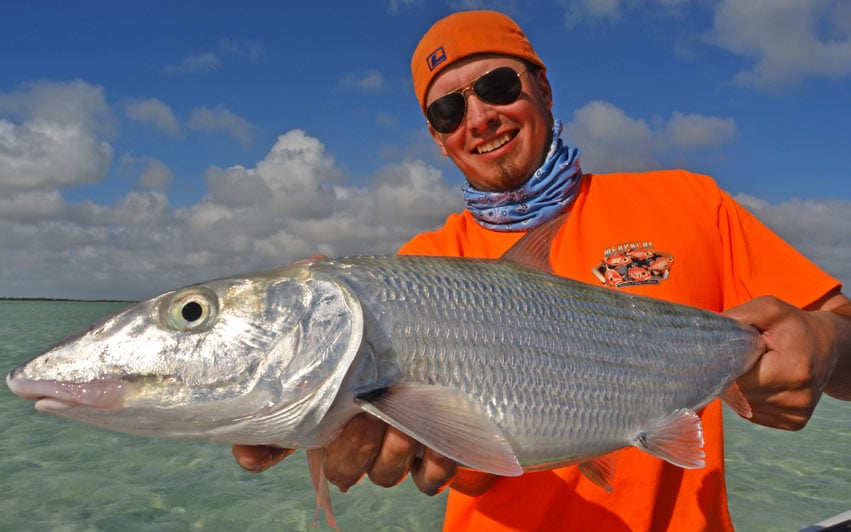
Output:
[429, 124, 450, 157]
[534, 70, 554, 110]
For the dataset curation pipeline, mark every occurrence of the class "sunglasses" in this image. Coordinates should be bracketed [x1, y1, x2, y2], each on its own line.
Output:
[426, 67, 527, 134]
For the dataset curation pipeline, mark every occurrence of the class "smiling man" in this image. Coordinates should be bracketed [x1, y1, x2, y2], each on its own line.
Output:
[234, 10, 851, 531]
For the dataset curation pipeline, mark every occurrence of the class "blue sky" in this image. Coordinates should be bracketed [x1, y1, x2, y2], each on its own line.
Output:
[1, 0, 849, 299]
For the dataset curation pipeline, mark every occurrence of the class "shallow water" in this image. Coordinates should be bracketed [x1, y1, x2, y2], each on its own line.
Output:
[1, 301, 848, 531]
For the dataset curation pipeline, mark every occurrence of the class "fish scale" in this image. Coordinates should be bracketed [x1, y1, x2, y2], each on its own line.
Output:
[306, 254, 759, 469]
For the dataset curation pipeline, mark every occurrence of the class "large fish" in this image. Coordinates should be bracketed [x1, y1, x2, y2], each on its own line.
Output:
[6, 217, 763, 528]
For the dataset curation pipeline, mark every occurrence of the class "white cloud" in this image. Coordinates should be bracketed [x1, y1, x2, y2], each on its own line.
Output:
[0, 189, 66, 220]
[0, 121, 844, 303]
[562, 0, 621, 27]
[387, 0, 420, 13]
[736, 194, 851, 287]
[0, 80, 113, 192]
[663, 112, 737, 151]
[124, 98, 181, 136]
[563, 100, 736, 172]
[375, 112, 399, 128]
[219, 38, 264, 62]
[0, 79, 113, 134]
[707, 0, 851, 89]
[188, 105, 258, 147]
[119, 155, 174, 190]
[564, 101, 656, 171]
[163, 52, 222, 74]
[139, 159, 174, 189]
[338, 70, 385, 93]
[0, 129, 462, 300]
[554, 1, 851, 89]
[558, 0, 689, 27]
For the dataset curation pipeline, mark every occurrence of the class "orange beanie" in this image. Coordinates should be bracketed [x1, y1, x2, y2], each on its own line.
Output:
[411, 11, 546, 114]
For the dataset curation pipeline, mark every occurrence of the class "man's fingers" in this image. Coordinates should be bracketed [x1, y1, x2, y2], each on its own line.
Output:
[450, 468, 499, 496]
[231, 415, 462, 497]
[323, 413, 387, 491]
[410, 447, 457, 496]
[232, 445, 294, 473]
[367, 427, 422, 488]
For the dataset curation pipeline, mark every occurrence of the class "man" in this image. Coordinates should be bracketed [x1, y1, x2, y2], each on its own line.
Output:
[234, 10, 851, 530]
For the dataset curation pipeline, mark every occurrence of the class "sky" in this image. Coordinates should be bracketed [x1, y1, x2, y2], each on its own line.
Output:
[1, 0, 850, 300]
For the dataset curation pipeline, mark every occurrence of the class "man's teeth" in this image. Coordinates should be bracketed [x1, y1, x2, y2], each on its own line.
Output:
[476, 133, 512, 154]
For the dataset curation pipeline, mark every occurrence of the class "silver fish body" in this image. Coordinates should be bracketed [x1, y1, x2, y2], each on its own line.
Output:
[7, 252, 762, 478]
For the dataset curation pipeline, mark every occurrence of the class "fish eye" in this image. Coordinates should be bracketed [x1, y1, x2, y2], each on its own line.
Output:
[160, 287, 219, 332]
[181, 301, 204, 322]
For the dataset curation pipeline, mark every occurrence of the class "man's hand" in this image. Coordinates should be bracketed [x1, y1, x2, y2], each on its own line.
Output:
[232, 445, 294, 472]
[725, 292, 851, 430]
[230, 413, 458, 496]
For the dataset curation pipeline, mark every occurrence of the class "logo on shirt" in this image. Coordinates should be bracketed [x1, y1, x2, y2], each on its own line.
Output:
[592, 241, 674, 288]
[427, 47, 446, 71]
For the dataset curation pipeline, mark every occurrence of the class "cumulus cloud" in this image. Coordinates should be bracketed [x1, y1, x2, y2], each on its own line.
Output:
[561, 0, 622, 27]
[163, 52, 222, 74]
[188, 105, 258, 147]
[375, 112, 399, 128]
[0, 129, 462, 300]
[219, 38, 264, 62]
[706, 0, 851, 89]
[180, 130, 461, 260]
[163, 41, 262, 77]
[124, 98, 181, 136]
[0, 189, 66, 220]
[120, 155, 174, 189]
[388, 0, 420, 13]
[558, 0, 689, 27]
[555, 1, 851, 90]
[338, 70, 386, 94]
[0, 80, 113, 193]
[0, 119, 845, 301]
[736, 194, 851, 287]
[563, 101, 737, 172]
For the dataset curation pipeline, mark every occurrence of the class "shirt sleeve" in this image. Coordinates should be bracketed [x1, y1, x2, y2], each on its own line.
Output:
[398, 233, 442, 256]
[716, 189, 841, 310]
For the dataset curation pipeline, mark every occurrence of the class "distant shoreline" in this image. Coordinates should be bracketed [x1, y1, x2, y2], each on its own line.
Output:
[0, 297, 137, 303]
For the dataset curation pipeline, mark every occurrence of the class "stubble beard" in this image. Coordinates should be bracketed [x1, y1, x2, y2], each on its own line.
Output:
[491, 157, 532, 192]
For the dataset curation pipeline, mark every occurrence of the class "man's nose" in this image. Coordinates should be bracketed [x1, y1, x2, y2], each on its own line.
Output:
[464, 92, 498, 132]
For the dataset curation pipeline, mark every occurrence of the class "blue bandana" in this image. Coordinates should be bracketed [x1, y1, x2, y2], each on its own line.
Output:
[463, 120, 582, 232]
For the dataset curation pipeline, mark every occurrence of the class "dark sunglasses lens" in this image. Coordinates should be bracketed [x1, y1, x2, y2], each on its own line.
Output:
[426, 68, 522, 134]
[475, 67, 522, 104]
[427, 93, 465, 134]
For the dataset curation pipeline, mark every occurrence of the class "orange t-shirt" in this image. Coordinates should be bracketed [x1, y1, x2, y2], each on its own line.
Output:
[398, 170, 840, 532]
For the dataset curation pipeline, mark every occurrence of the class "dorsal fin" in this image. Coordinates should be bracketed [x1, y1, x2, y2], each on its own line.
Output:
[499, 212, 569, 274]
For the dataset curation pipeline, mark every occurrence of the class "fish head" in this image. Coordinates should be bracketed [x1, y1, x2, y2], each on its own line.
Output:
[6, 264, 364, 448]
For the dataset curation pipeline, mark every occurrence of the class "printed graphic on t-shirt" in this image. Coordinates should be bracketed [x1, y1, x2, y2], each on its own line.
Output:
[592, 241, 674, 288]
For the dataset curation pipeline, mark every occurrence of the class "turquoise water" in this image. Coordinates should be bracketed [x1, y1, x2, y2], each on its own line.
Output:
[1, 301, 848, 531]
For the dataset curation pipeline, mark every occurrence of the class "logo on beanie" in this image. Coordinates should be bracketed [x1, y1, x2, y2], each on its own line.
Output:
[427, 47, 446, 71]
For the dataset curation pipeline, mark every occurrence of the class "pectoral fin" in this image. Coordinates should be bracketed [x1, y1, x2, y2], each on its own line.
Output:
[306, 447, 338, 530]
[355, 383, 522, 477]
[721, 381, 753, 419]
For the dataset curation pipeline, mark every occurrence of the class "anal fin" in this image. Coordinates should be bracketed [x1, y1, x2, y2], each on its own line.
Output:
[632, 408, 706, 469]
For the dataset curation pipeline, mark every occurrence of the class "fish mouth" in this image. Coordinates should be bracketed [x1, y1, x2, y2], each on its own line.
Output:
[6, 371, 127, 411]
